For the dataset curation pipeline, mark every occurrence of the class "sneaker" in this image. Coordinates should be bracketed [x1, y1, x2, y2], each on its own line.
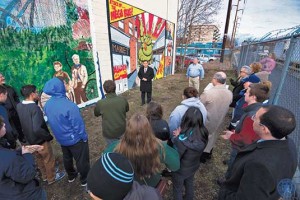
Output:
[81, 182, 87, 187]
[68, 173, 78, 183]
[48, 172, 66, 185]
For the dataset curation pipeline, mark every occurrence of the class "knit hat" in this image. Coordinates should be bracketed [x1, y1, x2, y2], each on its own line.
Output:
[87, 153, 134, 200]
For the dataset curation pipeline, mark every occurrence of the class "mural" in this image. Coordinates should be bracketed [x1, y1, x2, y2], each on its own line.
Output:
[0, 0, 102, 105]
[108, 0, 175, 94]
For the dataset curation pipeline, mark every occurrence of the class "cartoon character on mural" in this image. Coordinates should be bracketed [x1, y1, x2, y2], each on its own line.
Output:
[137, 17, 154, 63]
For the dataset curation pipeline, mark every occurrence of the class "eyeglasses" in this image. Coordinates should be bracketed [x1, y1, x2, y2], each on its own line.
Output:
[251, 114, 265, 127]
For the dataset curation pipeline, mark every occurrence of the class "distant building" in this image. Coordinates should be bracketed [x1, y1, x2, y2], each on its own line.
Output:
[187, 24, 220, 44]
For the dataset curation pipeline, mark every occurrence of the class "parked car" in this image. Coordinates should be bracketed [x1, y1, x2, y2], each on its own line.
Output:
[175, 55, 194, 68]
[198, 54, 217, 63]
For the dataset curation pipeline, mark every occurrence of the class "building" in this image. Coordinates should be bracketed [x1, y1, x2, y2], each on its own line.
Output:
[187, 24, 220, 44]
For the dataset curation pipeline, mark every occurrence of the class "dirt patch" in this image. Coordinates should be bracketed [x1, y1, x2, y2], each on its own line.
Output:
[45, 68, 234, 200]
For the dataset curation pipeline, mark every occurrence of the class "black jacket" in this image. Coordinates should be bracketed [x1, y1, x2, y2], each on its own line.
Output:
[219, 139, 297, 200]
[149, 117, 170, 141]
[0, 146, 44, 200]
[173, 134, 206, 176]
[138, 66, 154, 92]
[16, 102, 53, 145]
[229, 78, 244, 108]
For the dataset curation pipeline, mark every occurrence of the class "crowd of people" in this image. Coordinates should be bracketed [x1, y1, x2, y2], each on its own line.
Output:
[0, 55, 298, 200]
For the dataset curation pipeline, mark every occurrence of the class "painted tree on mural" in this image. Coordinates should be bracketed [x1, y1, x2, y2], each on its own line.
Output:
[0, 0, 99, 103]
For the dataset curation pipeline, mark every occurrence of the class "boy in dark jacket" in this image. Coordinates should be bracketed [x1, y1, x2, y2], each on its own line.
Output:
[17, 85, 65, 184]
[0, 116, 47, 200]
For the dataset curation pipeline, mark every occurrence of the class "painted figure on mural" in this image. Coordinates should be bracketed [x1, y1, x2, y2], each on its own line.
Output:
[138, 61, 154, 106]
[138, 17, 153, 63]
[71, 54, 88, 104]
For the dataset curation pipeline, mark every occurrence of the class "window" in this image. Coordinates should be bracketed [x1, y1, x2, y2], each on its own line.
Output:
[119, 20, 124, 29]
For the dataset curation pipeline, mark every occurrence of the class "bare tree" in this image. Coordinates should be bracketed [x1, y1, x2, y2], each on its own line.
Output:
[176, 0, 222, 68]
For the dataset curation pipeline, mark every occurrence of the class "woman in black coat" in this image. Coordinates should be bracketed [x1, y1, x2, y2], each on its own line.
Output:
[138, 60, 154, 105]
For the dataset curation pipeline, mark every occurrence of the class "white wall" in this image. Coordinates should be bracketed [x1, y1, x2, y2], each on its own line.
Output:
[89, 0, 178, 84]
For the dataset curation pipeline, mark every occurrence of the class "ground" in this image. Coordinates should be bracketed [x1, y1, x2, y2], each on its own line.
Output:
[45, 61, 234, 200]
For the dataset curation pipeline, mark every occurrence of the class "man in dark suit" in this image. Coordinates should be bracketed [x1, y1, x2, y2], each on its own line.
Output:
[138, 60, 154, 106]
[219, 105, 297, 200]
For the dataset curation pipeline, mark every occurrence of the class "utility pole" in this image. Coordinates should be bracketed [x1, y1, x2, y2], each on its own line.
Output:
[231, 0, 244, 48]
[220, 0, 233, 63]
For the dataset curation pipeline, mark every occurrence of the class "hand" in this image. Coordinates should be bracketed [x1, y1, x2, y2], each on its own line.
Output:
[142, 78, 147, 81]
[173, 127, 181, 137]
[220, 130, 234, 140]
[81, 85, 85, 89]
[22, 145, 44, 154]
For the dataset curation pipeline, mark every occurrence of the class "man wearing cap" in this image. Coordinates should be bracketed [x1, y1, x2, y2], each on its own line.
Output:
[219, 105, 297, 199]
[186, 58, 205, 92]
[87, 152, 162, 200]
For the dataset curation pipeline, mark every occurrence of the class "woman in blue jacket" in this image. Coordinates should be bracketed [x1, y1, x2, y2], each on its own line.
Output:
[172, 107, 208, 200]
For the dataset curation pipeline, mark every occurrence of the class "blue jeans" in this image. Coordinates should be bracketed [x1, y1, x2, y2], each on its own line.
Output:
[172, 172, 195, 200]
[225, 148, 238, 179]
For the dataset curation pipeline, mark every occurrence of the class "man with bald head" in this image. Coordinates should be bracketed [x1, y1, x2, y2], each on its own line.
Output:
[186, 57, 205, 92]
[199, 72, 233, 163]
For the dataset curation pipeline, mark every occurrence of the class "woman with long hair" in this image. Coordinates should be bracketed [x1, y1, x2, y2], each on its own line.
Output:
[172, 107, 208, 200]
[104, 113, 180, 187]
[169, 87, 207, 140]
[146, 101, 169, 141]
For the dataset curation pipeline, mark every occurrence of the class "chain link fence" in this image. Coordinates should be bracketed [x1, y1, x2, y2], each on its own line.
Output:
[231, 34, 300, 198]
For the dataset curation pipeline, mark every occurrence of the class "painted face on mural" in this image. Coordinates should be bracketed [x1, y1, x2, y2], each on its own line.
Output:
[0, 74, 5, 85]
[72, 56, 80, 65]
[54, 64, 62, 72]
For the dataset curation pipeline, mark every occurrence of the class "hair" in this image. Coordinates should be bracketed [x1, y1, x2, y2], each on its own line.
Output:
[213, 72, 226, 84]
[114, 113, 162, 178]
[0, 85, 7, 94]
[249, 81, 272, 102]
[53, 61, 62, 66]
[183, 87, 198, 98]
[146, 102, 163, 120]
[259, 105, 296, 139]
[103, 80, 116, 93]
[72, 54, 79, 60]
[241, 66, 252, 75]
[180, 107, 209, 143]
[21, 85, 37, 98]
[250, 62, 262, 73]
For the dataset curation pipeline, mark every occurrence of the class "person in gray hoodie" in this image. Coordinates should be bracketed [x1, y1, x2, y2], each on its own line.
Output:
[169, 87, 207, 139]
[172, 107, 208, 200]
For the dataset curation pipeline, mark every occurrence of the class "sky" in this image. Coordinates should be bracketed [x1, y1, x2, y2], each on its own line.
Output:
[215, 0, 300, 40]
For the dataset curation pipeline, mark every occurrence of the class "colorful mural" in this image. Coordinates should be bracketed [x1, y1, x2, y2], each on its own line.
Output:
[108, 0, 175, 93]
[0, 0, 101, 105]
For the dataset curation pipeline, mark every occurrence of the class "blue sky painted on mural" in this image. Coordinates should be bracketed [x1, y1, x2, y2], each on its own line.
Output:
[216, 0, 300, 39]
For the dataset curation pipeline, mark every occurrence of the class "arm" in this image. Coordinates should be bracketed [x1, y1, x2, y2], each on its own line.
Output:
[6, 153, 36, 184]
[68, 105, 87, 140]
[169, 109, 181, 137]
[186, 65, 190, 77]
[125, 99, 129, 112]
[162, 143, 180, 171]
[199, 65, 205, 79]
[138, 67, 143, 79]
[199, 92, 211, 107]
[148, 68, 154, 81]
[81, 65, 88, 87]
[94, 101, 102, 117]
[221, 162, 275, 200]
[32, 106, 53, 141]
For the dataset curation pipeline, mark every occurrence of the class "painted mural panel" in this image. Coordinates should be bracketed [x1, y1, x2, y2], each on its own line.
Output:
[0, 0, 102, 106]
[164, 21, 175, 77]
[108, 0, 174, 93]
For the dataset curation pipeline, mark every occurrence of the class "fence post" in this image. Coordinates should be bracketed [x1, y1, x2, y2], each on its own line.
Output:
[272, 36, 297, 105]
[243, 44, 250, 66]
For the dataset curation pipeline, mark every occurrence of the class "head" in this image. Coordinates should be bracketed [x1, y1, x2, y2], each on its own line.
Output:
[115, 113, 161, 178]
[180, 107, 208, 143]
[21, 85, 39, 101]
[142, 60, 149, 68]
[183, 87, 198, 99]
[0, 117, 6, 138]
[250, 62, 262, 73]
[103, 80, 116, 94]
[252, 105, 296, 140]
[239, 66, 251, 78]
[53, 61, 63, 72]
[193, 58, 198, 64]
[72, 54, 80, 65]
[146, 101, 163, 120]
[87, 153, 134, 200]
[43, 77, 66, 97]
[212, 72, 227, 86]
[0, 73, 5, 85]
[0, 85, 8, 103]
[269, 53, 276, 59]
[244, 81, 272, 104]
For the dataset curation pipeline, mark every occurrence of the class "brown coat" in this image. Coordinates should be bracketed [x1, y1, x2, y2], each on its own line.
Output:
[200, 84, 232, 153]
